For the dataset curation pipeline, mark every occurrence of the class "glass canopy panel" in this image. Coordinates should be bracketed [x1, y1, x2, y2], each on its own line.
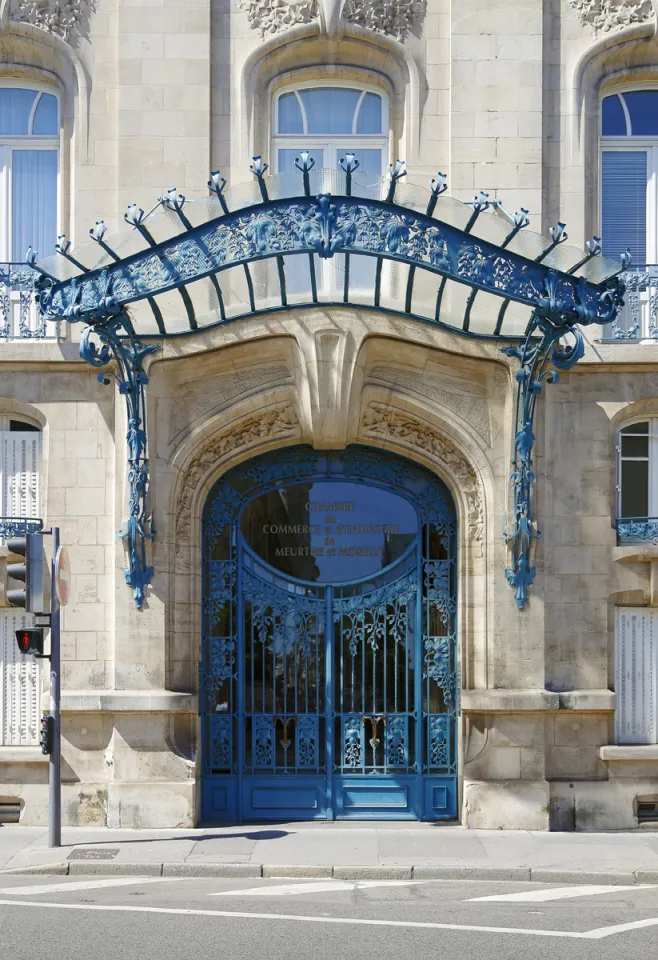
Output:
[623, 91, 658, 136]
[240, 480, 419, 583]
[32, 94, 58, 136]
[299, 88, 361, 134]
[0, 88, 37, 135]
[602, 94, 627, 136]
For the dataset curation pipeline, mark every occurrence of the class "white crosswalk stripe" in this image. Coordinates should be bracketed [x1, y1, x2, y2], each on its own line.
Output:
[0, 877, 186, 896]
[210, 880, 427, 897]
[467, 884, 657, 903]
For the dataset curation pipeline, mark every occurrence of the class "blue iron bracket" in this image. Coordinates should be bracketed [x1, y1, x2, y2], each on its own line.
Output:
[500, 270, 624, 609]
[80, 313, 159, 610]
[0, 517, 43, 538]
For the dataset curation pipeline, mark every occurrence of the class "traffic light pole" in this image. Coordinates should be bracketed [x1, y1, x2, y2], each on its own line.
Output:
[48, 527, 61, 848]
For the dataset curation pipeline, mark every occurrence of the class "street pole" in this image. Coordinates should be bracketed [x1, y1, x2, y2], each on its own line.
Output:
[49, 526, 61, 848]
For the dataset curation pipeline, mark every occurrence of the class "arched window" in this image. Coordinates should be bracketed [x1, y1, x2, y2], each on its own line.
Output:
[273, 84, 388, 175]
[0, 415, 42, 748]
[600, 90, 658, 266]
[0, 86, 59, 263]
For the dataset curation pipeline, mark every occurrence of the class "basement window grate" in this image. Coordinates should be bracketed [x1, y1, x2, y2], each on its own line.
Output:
[0, 799, 21, 824]
[637, 799, 658, 824]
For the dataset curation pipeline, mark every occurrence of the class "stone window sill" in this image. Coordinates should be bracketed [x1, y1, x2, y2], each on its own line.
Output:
[600, 745, 658, 762]
[0, 747, 48, 764]
[39, 690, 197, 713]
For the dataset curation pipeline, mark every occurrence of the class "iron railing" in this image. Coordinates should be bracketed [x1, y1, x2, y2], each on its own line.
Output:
[605, 266, 658, 340]
[0, 263, 59, 339]
[616, 516, 658, 545]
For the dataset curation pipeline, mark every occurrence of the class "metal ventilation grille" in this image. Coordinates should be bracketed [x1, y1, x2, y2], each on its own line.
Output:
[0, 797, 21, 823]
[637, 799, 658, 824]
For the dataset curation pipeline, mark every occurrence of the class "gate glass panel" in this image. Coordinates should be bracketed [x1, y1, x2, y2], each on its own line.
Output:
[201, 447, 458, 822]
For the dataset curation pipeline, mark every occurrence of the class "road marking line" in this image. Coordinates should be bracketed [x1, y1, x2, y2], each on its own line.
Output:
[0, 877, 184, 896]
[467, 884, 657, 903]
[210, 880, 427, 897]
[2, 899, 657, 939]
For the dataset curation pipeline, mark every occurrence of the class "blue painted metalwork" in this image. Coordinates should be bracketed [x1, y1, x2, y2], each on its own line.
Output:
[0, 263, 50, 339]
[0, 516, 43, 538]
[36, 194, 623, 333]
[201, 445, 458, 822]
[79, 318, 159, 609]
[607, 264, 658, 339]
[617, 517, 658, 545]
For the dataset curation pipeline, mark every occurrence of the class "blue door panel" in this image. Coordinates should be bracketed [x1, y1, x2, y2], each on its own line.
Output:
[334, 776, 419, 819]
[242, 776, 329, 820]
[422, 776, 459, 820]
[202, 777, 239, 822]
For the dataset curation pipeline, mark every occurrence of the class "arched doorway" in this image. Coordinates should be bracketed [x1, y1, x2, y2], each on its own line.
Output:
[200, 446, 458, 822]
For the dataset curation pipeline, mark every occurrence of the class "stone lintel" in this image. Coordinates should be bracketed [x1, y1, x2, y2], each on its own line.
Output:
[44, 690, 198, 713]
[0, 747, 49, 764]
[600, 745, 658, 762]
[461, 689, 615, 713]
[613, 546, 658, 564]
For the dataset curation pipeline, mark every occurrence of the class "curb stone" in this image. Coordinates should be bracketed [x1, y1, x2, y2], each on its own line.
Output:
[1, 862, 657, 884]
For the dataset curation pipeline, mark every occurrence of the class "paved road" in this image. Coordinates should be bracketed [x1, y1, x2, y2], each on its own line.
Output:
[1, 874, 657, 960]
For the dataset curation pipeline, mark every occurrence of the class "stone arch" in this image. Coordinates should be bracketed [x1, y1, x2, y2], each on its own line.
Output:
[239, 21, 422, 171]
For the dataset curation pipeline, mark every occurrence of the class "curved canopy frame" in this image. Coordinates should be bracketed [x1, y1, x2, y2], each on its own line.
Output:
[25, 157, 628, 612]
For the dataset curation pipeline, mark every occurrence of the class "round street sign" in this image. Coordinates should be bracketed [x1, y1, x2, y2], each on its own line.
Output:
[55, 545, 71, 606]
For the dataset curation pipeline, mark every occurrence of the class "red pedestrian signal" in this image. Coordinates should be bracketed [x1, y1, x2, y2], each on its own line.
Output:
[15, 628, 44, 656]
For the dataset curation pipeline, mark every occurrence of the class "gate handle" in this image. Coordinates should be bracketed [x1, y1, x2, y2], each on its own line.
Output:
[273, 715, 297, 749]
[362, 715, 386, 749]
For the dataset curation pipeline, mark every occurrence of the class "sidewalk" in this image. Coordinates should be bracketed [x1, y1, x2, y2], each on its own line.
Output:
[2, 823, 658, 884]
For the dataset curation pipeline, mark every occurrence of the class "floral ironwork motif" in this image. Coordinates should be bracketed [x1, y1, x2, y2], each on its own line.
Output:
[244, 569, 324, 659]
[79, 318, 159, 610]
[253, 716, 275, 767]
[568, 0, 653, 33]
[211, 715, 232, 769]
[333, 573, 416, 656]
[343, 716, 363, 768]
[296, 716, 318, 767]
[617, 518, 658, 545]
[0, 264, 48, 339]
[386, 715, 407, 766]
[424, 635, 455, 707]
[429, 715, 449, 768]
[8, 0, 96, 42]
[610, 267, 658, 339]
[424, 559, 456, 626]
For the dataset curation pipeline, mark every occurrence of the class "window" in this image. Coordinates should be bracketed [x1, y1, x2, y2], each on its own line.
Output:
[273, 85, 388, 176]
[0, 416, 41, 747]
[0, 86, 59, 263]
[617, 420, 657, 520]
[600, 90, 658, 265]
[273, 84, 388, 296]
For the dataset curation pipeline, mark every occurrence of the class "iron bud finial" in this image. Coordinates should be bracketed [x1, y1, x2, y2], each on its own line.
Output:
[56, 234, 72, 255]
[388, 160, 407, 181]
[549, 222, 568, 245]
[429, 173, 448, 195]
[250, 156, 269, 178]
[514, 208, 530, 229]
[162, 188, 186, 212]
[25, 247, 38, 266]
[339, 153, 360, 174]
[125, 204, 146, 227]
[585, 237, 602, 257]
[208, 170, 227, 197]
[620, 248, 633, 269]
[90, 221, 108, 243]
[295, 151, 316, 173]
[472, 190, 489, 211]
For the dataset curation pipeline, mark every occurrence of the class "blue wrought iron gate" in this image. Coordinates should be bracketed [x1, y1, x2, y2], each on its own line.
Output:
[201, 447, 458, 822]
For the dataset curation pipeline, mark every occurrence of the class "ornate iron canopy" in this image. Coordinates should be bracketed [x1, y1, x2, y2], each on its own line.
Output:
[24, 157, 627, 612]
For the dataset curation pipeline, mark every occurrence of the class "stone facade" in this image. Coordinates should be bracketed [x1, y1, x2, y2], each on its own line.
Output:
[1, 0, 657, 830]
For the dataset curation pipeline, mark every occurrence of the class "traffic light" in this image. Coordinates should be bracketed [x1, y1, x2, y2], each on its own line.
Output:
[15, 627, 45, 656]
[39, 715, 54, 755]
[6, 534, 47, 613]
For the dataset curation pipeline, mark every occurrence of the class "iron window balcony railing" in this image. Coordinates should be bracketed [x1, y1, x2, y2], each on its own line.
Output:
[604, 266, 658, 341]
[616, 516, 658, 545]
[0, 262, 60, 340]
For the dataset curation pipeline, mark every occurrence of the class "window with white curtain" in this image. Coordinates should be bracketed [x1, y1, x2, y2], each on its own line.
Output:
[0, 417, 41, 747]
[616, 420, 658, 520]
[0, 86, 59, 263]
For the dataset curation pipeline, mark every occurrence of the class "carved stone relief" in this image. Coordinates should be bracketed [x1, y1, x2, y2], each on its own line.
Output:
[8, 0, 95, 41]
[238, 0, 426, 38]
[176, 401, 299, 542]
[369, 365, 501, 446]
[361, 402, 484, 541]
[568, 0, 654, 33]
[169, 364, 291, 444]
